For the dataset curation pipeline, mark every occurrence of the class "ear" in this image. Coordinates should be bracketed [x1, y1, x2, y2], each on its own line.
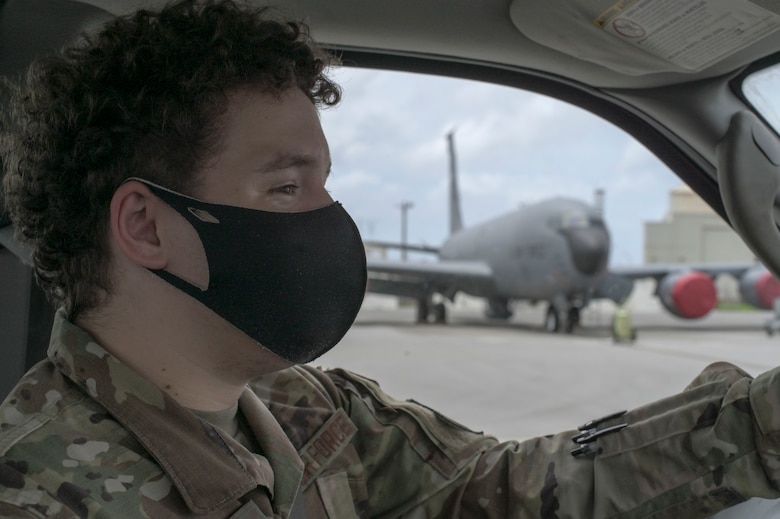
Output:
[110, 180, 168, 270]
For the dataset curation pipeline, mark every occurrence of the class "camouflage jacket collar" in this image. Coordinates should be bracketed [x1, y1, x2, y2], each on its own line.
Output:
[48, 310, 303, 515]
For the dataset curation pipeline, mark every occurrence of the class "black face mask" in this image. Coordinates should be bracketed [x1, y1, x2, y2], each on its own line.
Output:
[131, 178, 367, 364]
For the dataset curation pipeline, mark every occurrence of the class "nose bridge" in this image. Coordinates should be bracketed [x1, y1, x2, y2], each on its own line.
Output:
[301, 182, 334, 211]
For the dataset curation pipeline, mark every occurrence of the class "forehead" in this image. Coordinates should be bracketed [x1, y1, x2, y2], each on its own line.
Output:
[211, 87, 329, 162]
[221, 87, 323, 135]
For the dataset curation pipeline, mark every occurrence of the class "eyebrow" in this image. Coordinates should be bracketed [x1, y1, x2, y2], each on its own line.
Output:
[256, 154, 332, 178]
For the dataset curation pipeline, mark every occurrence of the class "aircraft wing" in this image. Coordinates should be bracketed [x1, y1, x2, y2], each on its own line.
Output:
[609, 262, 762, 280]
[366, 259, 496, 300]
[363, 240, 439, 254]
[596, 262, 777, 317]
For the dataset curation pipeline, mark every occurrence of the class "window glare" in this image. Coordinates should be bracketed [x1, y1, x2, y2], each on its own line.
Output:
[743, 64, 780, 134]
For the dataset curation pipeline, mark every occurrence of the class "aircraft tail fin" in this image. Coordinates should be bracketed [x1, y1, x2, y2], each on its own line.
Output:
[447, 131, 464, 235]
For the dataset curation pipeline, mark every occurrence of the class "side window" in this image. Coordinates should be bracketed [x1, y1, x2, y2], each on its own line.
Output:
[742, 62, 780, 135]
[317, 68, 771, 442]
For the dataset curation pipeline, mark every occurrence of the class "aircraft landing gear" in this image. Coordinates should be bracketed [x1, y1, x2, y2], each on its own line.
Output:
[416, 298, 429, 323]
[565, 307, 580, 333]
[544, 305, 560, 333]
[433, 302, 447, 323]
[416, 298, 447, 324]
[544, 304, 580, 333]
[485, 298, 513, 320]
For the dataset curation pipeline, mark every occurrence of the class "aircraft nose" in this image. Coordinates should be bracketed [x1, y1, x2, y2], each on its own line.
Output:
[559, 225, 610, 276]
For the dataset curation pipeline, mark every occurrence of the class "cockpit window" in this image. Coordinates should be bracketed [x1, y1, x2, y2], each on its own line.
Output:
[742, 63, 780, 134]
[590, 217, 606, 228]
[561, 212, 589, 229]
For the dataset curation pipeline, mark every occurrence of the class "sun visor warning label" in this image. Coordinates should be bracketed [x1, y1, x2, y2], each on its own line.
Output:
[594, 0, 780, 71]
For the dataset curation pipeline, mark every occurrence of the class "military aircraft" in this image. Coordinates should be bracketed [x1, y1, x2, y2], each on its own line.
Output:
[365, 137, 780, 332]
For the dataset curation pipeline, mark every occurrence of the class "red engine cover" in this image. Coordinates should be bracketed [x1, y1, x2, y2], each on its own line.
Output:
[659, 271, 717, 319]
[740, 269, 780, 309]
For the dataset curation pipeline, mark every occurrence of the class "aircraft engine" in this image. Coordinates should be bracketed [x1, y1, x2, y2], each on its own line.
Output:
[657, 271, 717, 319]
[739, 266, 780, 309]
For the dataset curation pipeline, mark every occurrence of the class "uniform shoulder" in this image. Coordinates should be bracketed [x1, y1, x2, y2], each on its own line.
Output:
[0, 362, 166, 519]
[1, 360, 88, 448]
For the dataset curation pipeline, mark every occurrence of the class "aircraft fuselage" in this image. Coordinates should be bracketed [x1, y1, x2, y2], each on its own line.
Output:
[438, 198, 610, 303]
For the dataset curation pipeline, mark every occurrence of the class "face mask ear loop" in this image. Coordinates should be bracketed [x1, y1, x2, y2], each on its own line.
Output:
[148, 267, 209, 296]
[129, 179, 213, 293]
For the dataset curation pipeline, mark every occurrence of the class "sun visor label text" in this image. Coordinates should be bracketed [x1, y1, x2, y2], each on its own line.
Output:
[595, 0, 780, 71]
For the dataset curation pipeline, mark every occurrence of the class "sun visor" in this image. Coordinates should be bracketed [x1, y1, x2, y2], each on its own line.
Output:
[509, 0, 780, 76]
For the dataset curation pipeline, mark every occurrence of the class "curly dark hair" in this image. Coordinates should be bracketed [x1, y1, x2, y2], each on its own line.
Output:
[2, 0, 341, 319]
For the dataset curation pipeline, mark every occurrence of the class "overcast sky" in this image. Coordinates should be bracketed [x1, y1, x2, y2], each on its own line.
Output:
[319, 67, 684, 266]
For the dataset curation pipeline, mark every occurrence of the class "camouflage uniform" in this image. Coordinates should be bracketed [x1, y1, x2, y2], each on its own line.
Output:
[2, 311, 780, 518]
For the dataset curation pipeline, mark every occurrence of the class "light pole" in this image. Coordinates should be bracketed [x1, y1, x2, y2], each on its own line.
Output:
[399, 201, 414, 261]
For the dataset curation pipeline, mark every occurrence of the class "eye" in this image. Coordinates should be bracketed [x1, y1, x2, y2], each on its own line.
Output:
[272, 184, 298, 195]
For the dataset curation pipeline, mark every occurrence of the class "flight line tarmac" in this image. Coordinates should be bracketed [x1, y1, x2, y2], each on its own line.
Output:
[314, 304, 780, 442]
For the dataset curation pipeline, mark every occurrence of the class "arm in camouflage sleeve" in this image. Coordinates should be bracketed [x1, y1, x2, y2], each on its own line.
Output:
[0, 503, 44, 518]
[320, 362, 780, 519]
